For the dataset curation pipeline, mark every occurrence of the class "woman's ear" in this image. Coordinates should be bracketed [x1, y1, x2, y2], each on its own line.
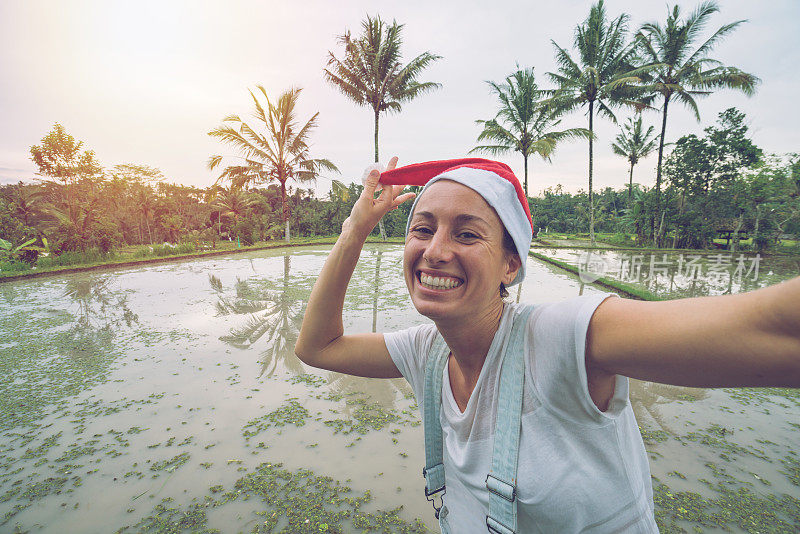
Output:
[503, 253, 522, 285]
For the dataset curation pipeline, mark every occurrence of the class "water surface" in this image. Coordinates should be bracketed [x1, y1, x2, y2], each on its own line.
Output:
[0, 244, 797, 532]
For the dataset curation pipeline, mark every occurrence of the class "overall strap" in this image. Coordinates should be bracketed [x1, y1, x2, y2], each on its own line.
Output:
[486, 304, 535, 534]
[422, 333, 449, 518]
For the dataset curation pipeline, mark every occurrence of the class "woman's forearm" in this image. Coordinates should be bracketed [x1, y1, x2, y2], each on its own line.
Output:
[294, 156, 413, 366]
[294, 225, 369, 363]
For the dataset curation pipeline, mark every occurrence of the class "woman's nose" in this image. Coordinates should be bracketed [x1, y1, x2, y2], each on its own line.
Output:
[423, 230, 453, 264]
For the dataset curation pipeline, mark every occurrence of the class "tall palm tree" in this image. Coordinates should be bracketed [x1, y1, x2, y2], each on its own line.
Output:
[611, 115, 658, 201]
[208, 87, 338, 242]
[636, 1, 759, 246]
[548, 0, 642, 245]
[325, 14, 441, 240]
[471, 67, 591, 196]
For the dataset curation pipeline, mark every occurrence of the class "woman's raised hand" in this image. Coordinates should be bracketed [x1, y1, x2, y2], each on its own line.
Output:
[342, 156, 416, 239]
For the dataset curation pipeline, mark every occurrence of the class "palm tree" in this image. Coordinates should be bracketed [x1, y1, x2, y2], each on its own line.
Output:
[132, 184, 156, 244]
[471, 67, 591, 196]
[325, 14, 441, 240]
[208, 87, 338, 242]
[211, 187, 259, 242]
[327, 179, 351, 225]
[203, 183, 225, 241]
[5, 183, 47, 228]
[611, 115, 658, 201]
[636, 1, 759, 246]
[548, 0, 642, 245]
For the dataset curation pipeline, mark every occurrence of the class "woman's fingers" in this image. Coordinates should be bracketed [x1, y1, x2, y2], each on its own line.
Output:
[362, 169, 381, 198]
[392, 192, 416, 209]
[364, 156, 397, 200]
[358, 156, 408, 214]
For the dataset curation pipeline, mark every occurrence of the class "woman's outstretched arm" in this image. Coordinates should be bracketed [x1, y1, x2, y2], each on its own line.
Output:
[586, 276, 800, 388]
[294, 157, 415, 378]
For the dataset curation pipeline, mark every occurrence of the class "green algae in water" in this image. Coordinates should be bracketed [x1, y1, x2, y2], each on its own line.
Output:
[654, 475, 800, 533]
[0, 277, 141, 432]
[682, 425, 770, 461]
[639, 426, 670, 445]
[117, 461, 428, 534]
[287, 374, 326, 388]
[150, 453, 191, 474]
[780, 455, 800, 487]
[324, 397, 412, 436]
[723, 387, 800, 409]
[243, 400, 311, 439]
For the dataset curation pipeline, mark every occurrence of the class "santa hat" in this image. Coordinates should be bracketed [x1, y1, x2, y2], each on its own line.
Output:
[378, 158, 532, 286]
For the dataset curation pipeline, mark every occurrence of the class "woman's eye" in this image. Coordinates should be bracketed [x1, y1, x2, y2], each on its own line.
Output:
[459, 232, 479, 239]
[411, 226, 433, 235]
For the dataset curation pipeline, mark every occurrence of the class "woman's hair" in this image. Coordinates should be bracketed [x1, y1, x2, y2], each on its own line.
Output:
[499, 227, 519, 299]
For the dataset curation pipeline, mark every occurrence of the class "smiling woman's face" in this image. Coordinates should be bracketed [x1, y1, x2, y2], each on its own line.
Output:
[403, 180, 520, 322]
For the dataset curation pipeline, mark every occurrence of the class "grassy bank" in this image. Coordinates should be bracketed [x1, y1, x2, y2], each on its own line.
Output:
[0, 236, 405, 283]
[536, 232, 800, 256]
[528, 250, 663, 301]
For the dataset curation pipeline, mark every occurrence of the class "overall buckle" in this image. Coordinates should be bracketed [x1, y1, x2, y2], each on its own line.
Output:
[424, 485, 446, 519]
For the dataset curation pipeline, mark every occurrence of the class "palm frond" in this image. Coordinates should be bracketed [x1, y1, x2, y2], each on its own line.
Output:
[325, 15, 440, 125]
[207, 85, 335, 201]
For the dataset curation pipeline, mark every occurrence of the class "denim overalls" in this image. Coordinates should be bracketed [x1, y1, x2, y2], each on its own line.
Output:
[422, 305, 534, 534]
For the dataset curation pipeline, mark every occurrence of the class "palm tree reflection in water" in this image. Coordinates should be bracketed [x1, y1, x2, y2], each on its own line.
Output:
[212, 255, 307, 377]
[372, 249, 381, 332]
[211, 249, 417, 415]
[629, 380, 709, 437]
[61, 276, 139, 361]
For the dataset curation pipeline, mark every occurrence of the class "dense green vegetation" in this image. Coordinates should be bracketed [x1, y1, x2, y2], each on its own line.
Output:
[3, 107, 797, 277]
[530, 109, 799, 250]
[0, 129, 414, 274]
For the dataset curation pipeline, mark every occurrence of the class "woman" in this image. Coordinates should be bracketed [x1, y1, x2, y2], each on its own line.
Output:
[295, 157, 800, 533]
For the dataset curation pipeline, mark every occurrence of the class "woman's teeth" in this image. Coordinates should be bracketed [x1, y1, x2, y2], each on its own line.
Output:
[420, 273, 462, 290]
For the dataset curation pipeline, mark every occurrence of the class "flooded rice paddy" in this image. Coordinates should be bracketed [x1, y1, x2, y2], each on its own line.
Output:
[0, 244, 798, 533]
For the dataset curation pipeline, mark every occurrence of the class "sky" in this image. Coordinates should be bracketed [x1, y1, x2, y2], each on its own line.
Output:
[1, 0, 798, 197]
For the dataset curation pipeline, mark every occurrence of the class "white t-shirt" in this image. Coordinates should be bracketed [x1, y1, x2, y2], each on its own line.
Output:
[384, 293, 658, 533]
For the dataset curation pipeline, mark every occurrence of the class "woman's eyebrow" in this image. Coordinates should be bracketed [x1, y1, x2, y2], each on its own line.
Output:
[410, 211, 435, 222]
[411, 211, 490, 227]
[454, 214, 490, 227]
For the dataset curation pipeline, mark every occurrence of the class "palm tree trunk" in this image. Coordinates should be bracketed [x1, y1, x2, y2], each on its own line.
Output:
[588, 100, 595, 246]
[628, 160, 635, 202]
[730, 213, 743, 253]
[374, 108, 380, 163]
[281, 181, 290, 242]
[523, 155, 529, 197]
[654, 95, 670, 248]
[672, 190, 685, 248]
[754, 205, 761, 251]
[373, 107, 387, 241]
[146, 216, 153, 245]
